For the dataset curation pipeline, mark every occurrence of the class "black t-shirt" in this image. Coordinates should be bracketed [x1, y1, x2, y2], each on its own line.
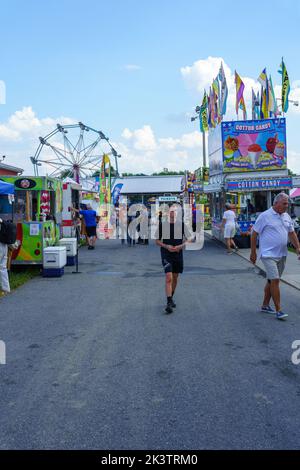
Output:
[156, 220, 191, 259]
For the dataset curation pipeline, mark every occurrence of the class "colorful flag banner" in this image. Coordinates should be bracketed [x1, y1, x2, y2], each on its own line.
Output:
[99, 154, 111, 204]
[252, 89, 257, 120]
[219, 62, 228, 116]
[255, 90, 260, 120]
[98, 154, 113, 239]
[268, 75, 278, 116]
[212, 77, 219, 98]
[278, 58, 290, 113]
[209, 86, 216, 128]
[207, 90, 212, 128]
[260, 86, 268, 119]
[212, 77, 220, 123]
[258, 68, 267, 88]
[199, 90, 209, 132]
[239, 96, 247, 120]
[235, 71, 245, 117]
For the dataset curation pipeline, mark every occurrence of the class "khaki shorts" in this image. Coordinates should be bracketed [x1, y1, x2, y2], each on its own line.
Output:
[261, 257, 286, 280]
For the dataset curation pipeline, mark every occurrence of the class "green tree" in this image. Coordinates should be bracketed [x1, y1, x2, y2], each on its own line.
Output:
[92, 166, 117, 177]
[152, 170, 185, 176]
[60, 169, 74, 179]
[121, 172, 148, 176]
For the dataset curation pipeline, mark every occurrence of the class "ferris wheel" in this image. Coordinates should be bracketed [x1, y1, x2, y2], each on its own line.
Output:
[30, 122, 121, 182]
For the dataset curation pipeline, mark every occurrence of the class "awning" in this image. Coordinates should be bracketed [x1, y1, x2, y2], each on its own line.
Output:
[0, 180, 15, 195]
[113, 175, 184, 194]
[226, 177, 292, 191]
[290, 188, 300, 198]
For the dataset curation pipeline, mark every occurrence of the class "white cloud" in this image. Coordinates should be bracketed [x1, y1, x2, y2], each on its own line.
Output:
[8, 107, 41, 132]
[123, 64, 141, 71]
[287, 150, 300, 174]
[158, 137, 180, 150]
[117, 125, 204, 174]
[121, 125, 157, 151]
[180, 131, 202, 149]
[289, 86, 300, 114]
[274, 84, 300, 115]
[121, 128, 133, 139]
[159, 131, 201, 150]
[0, 125, 19, 140]
[0, 106, 76, 142]
[181, 56, 231, 94]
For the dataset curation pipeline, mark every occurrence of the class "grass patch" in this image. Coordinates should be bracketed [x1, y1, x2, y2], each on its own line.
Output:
[9, 267, 40, 290]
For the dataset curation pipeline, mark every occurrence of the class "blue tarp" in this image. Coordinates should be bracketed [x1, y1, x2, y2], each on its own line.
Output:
[0, 180, 15, 195]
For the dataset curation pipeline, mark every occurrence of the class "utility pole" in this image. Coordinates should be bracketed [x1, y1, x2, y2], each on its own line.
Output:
[191, 108, 207, 168]
[202, 131, 206, 168]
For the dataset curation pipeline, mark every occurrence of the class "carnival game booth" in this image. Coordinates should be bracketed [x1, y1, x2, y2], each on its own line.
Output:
[206, 118, 292, 248]
[0, 176, 63, 264]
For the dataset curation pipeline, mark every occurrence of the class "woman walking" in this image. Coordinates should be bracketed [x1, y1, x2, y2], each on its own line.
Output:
[221, 203, 238, 254]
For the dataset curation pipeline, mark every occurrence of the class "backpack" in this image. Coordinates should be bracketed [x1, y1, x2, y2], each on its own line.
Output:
[0, 221, 17, 245]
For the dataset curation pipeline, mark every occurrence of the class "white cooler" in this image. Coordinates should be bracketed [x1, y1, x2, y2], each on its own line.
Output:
[43, 246, 67, 269]
[58, 238, 77, 256]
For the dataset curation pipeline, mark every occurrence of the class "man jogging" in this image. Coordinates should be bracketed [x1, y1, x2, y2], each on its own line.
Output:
[250, 192, 300, 320]
[156, 206, 192, 314]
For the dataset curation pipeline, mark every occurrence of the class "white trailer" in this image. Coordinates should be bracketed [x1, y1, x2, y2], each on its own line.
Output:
[62, 178, 82, 237]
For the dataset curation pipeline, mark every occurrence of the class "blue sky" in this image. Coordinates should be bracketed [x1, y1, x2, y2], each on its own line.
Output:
[0, 0, 300, 174]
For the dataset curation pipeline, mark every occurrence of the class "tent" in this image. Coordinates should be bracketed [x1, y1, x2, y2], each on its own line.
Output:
[290, 188, 300, 199]
[0, 180, 14, 195]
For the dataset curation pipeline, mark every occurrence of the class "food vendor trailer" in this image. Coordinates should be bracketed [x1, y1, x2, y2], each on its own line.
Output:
[206, 118, 292, 247]
[0, 176, 63, 264]
[62, 178, 82, 237]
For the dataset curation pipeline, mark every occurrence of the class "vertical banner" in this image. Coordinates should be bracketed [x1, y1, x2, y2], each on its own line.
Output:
[112, 183, 123, 205]
[97, 154, 112, 239]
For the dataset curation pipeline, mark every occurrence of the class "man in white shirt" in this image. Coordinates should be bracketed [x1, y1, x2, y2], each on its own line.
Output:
[250, 193, 300, 320]
[221, 203, 238, 254]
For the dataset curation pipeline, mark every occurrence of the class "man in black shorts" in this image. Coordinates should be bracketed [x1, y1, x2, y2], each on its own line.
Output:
[156, 206, 192, 314]
[72, 204, 98, 249]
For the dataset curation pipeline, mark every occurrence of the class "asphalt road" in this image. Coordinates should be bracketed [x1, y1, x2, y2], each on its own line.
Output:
[0, 236, 300, 450]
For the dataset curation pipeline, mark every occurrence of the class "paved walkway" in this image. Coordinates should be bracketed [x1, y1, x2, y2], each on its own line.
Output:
[205, 230, 300, 290]
[0, 238, 300, 449]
